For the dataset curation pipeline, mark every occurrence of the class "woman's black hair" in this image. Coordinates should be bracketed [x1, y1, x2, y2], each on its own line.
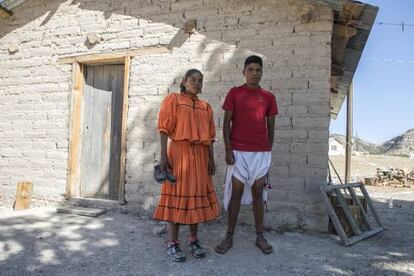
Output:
[180, 69, 203, 92]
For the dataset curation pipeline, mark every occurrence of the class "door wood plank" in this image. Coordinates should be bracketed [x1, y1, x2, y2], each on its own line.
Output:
[80, 65, 124, 199]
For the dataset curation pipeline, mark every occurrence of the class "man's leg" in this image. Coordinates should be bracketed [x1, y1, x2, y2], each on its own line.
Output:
[227, 176, 245, 234]
[215, 176, 244, 254]
[252, 177, 265, 234]
[252, 177, 273, 254]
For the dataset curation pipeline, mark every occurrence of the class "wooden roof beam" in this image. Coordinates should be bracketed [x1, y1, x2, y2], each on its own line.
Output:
[0, 6, 13, 17]
[332, 24, 357, 66]
[58, 47, 170, 64]
[334, 24, 357, 37]
[332, 63, 345, 76]
[340, 1, 365, 22]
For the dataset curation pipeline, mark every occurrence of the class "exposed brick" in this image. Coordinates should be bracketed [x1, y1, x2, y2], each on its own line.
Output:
[294, 21, 332, 33]
[307, 154, 328, 167]
[291, 142, 329, 154]
[290, 165, 327, 177]
[308, 130, 329, 141]
[272, 153, 307, 166]
[292, 116, 330, 128]
[275, 129, 308, 140]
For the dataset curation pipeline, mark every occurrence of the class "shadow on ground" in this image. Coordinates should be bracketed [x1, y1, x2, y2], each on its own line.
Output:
[0, 197, 413, 275]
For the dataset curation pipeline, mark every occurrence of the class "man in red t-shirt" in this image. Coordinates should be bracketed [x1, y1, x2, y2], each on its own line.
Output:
[215, 55, 278, 255]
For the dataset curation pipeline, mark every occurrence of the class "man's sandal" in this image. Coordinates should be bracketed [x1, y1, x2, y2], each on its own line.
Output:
[188, 239, 206, 258]
[214, 232, 233, 254]
[255, 232, 273, 254]
[167, 241, 186, 262]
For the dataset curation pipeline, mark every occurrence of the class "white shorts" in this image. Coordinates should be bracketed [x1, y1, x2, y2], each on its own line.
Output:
[223, 151, 271, 211]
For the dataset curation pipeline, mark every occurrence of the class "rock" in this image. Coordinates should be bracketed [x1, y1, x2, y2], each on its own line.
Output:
[86, 32, 102, 44]
[152, 225, 167, 236]
[8, 42, 19, 53]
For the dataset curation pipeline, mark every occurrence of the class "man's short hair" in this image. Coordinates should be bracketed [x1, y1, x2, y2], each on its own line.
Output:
[244, 55, 263, 68]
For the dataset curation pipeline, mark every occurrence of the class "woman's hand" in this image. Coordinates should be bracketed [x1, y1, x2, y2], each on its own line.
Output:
[225, 149, 235, 165]
[208, 158, 216, 176]
[159, 153, 171, 172]
[159, 132, 170, 172]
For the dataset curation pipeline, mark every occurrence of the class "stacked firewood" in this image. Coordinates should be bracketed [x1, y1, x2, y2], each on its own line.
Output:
[364, 168, 414, 187]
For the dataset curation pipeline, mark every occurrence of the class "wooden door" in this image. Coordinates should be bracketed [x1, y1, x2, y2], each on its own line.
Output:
[80, 64, 124, 199]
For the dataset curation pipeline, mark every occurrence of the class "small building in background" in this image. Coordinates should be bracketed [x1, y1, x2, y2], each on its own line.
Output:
[329, 137, 346, 156]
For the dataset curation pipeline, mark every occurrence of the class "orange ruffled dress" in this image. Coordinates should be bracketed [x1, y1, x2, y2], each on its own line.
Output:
[153, 93, 220, 224]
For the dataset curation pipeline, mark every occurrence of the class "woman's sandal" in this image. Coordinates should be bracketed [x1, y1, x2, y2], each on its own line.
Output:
[255, 232, 273, 255]
[214, 231, 233, 254]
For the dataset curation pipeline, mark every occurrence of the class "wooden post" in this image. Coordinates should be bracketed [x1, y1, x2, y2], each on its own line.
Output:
[14, 182, 33, 210]
[0, 6, 13, 17]
[345, 82, 353, 183]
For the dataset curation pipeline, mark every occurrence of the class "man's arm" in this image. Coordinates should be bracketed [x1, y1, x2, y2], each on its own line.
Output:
[267, 115, 276, 149]
[223, 110, 235, 165]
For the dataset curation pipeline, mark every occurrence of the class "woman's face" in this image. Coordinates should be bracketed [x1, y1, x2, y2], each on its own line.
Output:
[182, 72, 203, 95]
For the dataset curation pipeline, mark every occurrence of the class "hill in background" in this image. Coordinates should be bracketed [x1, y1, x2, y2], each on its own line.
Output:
[330, 129, 414, 156]
[380, 128, 414, 156]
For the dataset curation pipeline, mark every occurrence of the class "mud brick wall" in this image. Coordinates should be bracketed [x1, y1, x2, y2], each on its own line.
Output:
[0, 0, 332, 231]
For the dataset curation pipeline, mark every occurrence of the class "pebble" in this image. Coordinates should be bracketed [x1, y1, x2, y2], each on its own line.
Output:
[152, 225, 167, 236]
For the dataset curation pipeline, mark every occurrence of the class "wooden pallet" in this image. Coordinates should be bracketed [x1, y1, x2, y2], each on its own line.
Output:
[329, 193, 367, 236]
[320, 182, 384, 246]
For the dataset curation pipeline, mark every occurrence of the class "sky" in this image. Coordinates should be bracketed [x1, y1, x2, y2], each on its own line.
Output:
[329, 0, 414, 144]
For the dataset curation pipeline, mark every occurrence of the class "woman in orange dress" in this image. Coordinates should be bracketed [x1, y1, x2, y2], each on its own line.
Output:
[153, 69, 220, 262]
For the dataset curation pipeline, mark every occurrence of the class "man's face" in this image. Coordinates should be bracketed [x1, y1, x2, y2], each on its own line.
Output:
[243, 63, 262, 86]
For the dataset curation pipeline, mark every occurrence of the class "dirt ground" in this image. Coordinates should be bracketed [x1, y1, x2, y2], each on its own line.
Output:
[1, 155, 414, 275]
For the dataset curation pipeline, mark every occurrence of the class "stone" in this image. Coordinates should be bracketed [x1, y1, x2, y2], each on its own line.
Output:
[86, 32, 102, 44]
[8, 42, 19, 53]
[152, 225, 167, 236]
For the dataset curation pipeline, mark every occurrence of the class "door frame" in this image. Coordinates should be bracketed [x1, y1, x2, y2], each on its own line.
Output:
[61, 47, 169, 204]
[66, 56, 130, 204]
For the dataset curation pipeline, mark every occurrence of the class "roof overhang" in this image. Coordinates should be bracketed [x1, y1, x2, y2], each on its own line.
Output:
[0, 0, 30, 17]
[329, 1, 378, 119]
[305, 1, 378, 119]
[0, 5, 12, 17]
[308, 0, 344, 12]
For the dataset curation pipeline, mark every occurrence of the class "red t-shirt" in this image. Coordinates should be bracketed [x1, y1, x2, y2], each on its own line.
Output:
[222, 85, 278, 151]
